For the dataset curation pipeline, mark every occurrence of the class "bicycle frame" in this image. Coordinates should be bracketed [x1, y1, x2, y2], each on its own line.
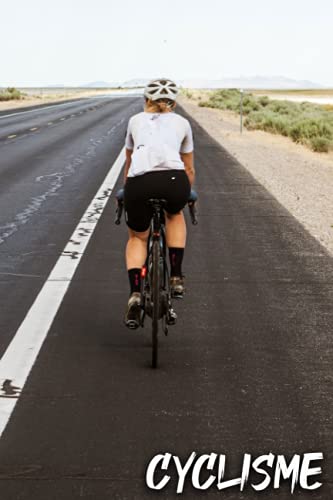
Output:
[133, 200, 170, 367]
[140, 202, 170, 318]
[115, 187, 198, 368]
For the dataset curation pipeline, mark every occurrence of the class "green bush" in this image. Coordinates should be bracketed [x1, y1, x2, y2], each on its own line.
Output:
[310, 137, 331, 152]
[199, 88, 333, 153]
[0, 87, 24, 101]
[268, 100, 295, 115]
[181, 89, 193, 99]
[258, 95, 270, 107]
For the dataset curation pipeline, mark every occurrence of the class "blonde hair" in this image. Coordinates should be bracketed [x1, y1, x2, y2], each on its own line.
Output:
[145, 98, 176, 113]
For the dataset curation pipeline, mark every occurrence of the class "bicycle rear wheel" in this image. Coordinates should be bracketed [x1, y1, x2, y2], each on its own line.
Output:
[152, 239, 160, 368]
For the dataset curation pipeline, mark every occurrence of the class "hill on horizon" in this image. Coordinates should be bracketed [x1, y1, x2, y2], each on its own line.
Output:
[83, 76, 325, 90]
[1, 76, 328, 90]
[82, 81, 122, 88]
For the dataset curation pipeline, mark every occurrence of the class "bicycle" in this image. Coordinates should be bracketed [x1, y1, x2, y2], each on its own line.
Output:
[115, 188, 198, 368]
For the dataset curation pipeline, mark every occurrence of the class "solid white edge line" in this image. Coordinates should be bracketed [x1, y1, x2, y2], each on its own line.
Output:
[0, 146, 125, 438]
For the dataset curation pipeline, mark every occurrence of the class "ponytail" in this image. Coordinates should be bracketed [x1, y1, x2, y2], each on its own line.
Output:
[145, 98, 176, 113]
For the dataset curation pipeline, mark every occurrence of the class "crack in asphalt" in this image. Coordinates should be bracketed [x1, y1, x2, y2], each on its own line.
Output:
[0, 119, 126, 246]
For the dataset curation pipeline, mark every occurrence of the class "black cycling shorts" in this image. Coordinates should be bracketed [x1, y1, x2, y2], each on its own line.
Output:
[124, 170, 191, 232]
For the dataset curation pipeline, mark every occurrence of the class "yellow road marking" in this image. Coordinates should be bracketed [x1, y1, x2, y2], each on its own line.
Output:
[8, 134, 17, 139]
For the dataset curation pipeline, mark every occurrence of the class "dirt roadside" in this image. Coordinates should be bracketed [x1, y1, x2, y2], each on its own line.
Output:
[0, 89, 125, 112]
[178, 95, 333, 256]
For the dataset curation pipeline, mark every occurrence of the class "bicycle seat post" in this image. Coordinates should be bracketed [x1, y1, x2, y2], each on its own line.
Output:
[148, 198, 166, 236]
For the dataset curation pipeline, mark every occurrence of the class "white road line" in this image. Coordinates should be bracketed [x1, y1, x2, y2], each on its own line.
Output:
[0, 273, 42, 278]
[0, 147, 125, 439]
[0, 98, 95, 120]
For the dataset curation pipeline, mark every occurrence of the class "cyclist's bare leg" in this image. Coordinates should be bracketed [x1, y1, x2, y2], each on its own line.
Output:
[165, 211, 186, 248]
[126, 228, 150, 269]
[124, 229, 150, 328]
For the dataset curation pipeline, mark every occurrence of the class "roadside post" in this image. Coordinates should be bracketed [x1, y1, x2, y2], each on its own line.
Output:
[240, 88, 244, 134]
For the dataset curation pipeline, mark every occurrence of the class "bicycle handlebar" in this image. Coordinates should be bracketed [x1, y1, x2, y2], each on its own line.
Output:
[114, 202, 123, 225]
[188, 201, 198, 225]
[115, 188, 198, 225]
[114, 188, 124, 225]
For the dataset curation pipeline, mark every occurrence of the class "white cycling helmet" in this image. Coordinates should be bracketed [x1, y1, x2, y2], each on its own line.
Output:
[144, 78, 179, 101]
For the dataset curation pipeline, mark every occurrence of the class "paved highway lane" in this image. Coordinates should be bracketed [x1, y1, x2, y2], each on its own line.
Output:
[0, 102, 332, 499]
[0, 96, 142, 356]
[0, 99, 113, 140]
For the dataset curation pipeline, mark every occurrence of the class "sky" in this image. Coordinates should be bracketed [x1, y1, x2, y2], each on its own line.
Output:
[1, 0, 332, 87]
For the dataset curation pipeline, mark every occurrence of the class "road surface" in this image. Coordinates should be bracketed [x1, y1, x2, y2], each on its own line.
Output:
[0, 96, 332, 499]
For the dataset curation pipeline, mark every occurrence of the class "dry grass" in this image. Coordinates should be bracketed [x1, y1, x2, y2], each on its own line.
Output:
[186, 89, 333, 153]
[252, 89, 333, 97]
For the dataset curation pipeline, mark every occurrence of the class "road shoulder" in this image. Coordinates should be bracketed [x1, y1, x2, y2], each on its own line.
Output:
[178, 95, 333, 256]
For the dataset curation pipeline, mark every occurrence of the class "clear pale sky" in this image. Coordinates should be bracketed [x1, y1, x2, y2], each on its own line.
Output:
[1, 0, 332, 86]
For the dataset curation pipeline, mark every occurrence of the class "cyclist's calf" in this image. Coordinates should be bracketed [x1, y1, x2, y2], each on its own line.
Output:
[126, 229, 150, 269]
[165, 211, 186, 248]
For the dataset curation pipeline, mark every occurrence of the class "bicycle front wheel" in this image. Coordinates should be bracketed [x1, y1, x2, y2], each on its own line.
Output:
[152, 239, 160, 368]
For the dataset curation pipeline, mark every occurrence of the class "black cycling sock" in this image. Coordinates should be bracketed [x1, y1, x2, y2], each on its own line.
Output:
[128, 268, 141, 294]
[169, 248, 184, 277]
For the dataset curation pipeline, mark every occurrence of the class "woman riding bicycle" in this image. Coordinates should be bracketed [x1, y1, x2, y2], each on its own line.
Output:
[123, 78, 195, 328]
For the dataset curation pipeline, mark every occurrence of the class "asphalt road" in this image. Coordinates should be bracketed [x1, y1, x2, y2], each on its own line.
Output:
[0, 96, 332, 499]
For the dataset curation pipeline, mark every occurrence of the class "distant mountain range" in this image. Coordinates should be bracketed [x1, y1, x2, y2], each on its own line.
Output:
[82, 81, 122, 88]
[82, 76, 325, 90]
[82, 79, 147, 88]
[179, 76, 325, 89]
[1, 76, 325, 90]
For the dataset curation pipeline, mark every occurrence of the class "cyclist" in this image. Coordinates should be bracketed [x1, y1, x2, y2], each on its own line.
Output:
[123, 78, 195, 328]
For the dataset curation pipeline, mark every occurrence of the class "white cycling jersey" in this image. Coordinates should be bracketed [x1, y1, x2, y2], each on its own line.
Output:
[125, 111, 194, 177]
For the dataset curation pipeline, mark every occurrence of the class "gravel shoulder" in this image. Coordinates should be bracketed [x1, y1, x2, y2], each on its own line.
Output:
[0, 89, 128, 112]
[179, 95, 333, 256]
[0, 93, 88, 112]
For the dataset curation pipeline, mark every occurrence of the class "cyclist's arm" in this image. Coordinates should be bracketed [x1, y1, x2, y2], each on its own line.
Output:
[124, 148, 133, 183]
[124, 117, 134, 182]
[181, 151, 195, 186]
[180, 120, 195, 185]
